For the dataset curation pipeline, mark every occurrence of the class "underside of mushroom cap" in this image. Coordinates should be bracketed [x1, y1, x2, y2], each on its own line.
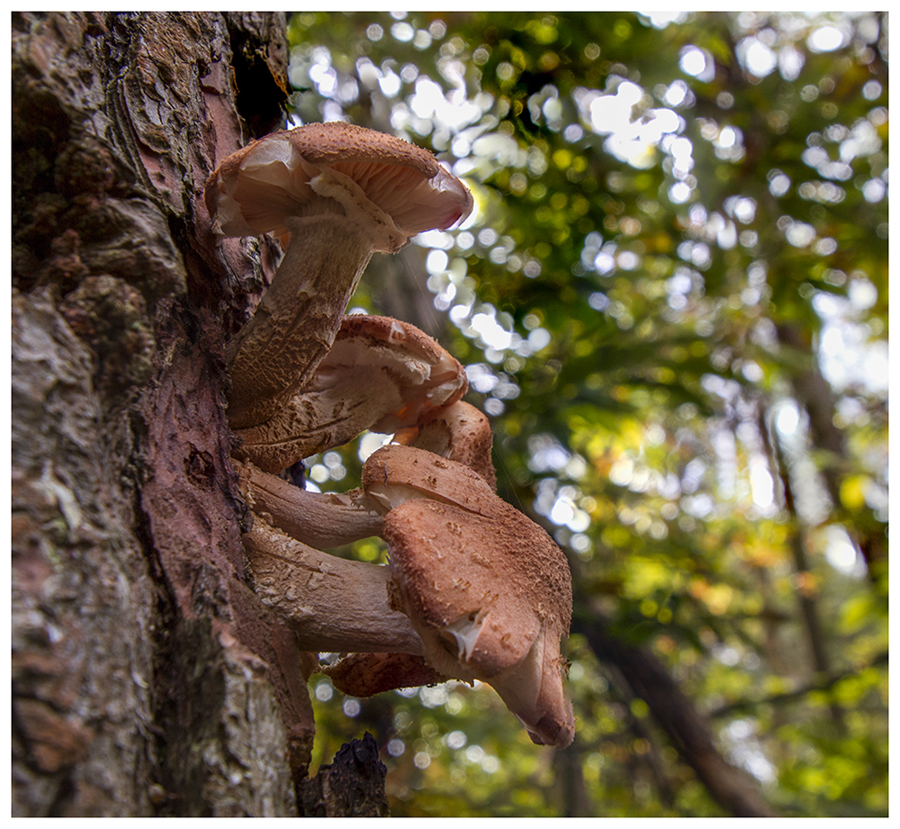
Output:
[206, 122, 473, 248]
[232, 315, 468, 473]
[324, 315, 468, 434]
[322, 652, 450, 698]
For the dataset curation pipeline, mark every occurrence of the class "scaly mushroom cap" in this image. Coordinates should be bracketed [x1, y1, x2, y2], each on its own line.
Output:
[234, 314, 468, 473]
[322, 652, 450, 698]
[206, 121, 473, 251]
[394, 400, 496, 489]
[362, 441, 499, 517]
[363, 445, 575, 748]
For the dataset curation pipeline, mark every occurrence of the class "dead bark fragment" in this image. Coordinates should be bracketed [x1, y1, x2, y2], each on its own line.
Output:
[298, 733, 389, 817]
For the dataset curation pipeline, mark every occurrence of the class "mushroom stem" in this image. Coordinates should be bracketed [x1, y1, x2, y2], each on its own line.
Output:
[226, 214, 374, 429]
[235, 459, 383, 549]
[244, 518, 425, 655]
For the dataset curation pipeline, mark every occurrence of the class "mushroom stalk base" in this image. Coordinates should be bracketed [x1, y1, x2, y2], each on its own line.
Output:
[226, 215, 374, 429]
[244, 519, 425, 656]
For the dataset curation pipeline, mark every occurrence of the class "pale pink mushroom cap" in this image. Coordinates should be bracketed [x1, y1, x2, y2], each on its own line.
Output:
[206, 121, 473, 250]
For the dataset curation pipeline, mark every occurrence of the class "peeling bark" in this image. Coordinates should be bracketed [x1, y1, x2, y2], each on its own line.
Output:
[11, 11, 347, 816]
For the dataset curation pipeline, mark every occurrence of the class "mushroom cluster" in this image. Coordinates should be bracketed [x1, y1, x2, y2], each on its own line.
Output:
[207, 123, 575, 749]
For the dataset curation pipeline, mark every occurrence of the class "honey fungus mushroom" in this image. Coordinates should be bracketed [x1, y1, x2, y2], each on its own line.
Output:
[232, 314, 468, 474]
[206, 122, 473, 429]
[362, 444, 575, 748]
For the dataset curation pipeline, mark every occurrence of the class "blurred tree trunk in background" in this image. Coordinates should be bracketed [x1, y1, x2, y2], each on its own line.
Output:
[10, 12, 383, 816]
[575, 618, 775, 817]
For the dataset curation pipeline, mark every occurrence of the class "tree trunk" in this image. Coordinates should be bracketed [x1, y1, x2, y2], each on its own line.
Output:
[11, 11, 377, 816]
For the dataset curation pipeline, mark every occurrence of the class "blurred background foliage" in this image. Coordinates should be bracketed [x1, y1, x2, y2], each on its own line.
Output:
[282, 10, 887, 817]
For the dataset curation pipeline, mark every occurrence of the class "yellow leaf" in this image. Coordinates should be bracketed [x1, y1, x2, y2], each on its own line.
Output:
[838, 593, 872, 634]
[840, 475, 867, 510]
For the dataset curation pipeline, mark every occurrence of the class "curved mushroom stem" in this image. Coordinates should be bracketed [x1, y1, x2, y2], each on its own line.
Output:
[235, 459, 384, 549]
[226, 214, 374, 429]
[244, 517, 425, 655]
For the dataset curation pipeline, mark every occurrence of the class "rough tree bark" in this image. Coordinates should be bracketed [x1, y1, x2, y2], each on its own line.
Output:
[11, 11, 384, 816]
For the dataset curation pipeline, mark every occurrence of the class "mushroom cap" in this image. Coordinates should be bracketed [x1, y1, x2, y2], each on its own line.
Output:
[362, 442, 499, 517]
[233, 314, 468, 473]
[316, 315, 467, 435]
[394, 400, 496, 489]
[322, 652, 450, 698]
[383, 497, 574, 748]
[205, 122, 473, 252]
[382, 498, 566, 672]
[363, 444, 575, 747]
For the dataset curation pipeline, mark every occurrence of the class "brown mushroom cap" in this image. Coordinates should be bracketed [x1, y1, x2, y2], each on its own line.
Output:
[322, 652, 450, 698]
[362, 442, 499, 517]
[233, 314, 467, 473]
[394, 400, 496, 489]
[384, 498, 574, 748]
[363, 444, 575, 748]
[206, 121, 473, 250]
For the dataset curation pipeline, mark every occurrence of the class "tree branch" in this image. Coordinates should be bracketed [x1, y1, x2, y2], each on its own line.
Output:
[708, 650, 888, 720]
[574, 616, 776, 817]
